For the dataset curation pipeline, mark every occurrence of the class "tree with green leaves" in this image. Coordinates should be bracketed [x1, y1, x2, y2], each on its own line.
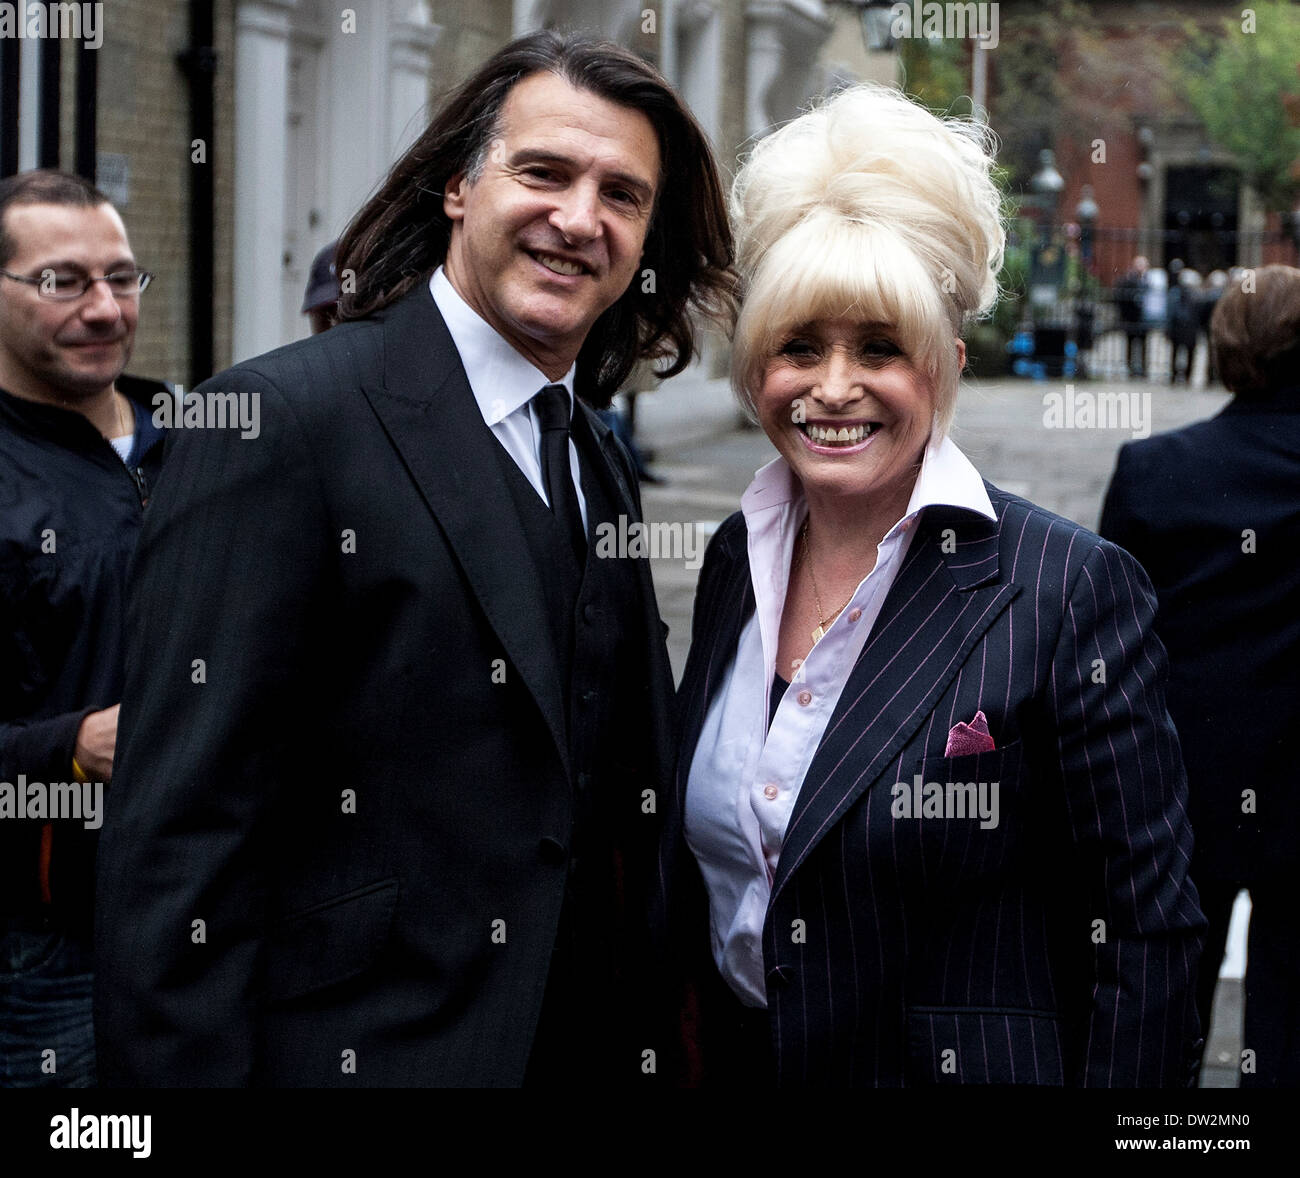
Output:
[1179, 0, 1300, 212]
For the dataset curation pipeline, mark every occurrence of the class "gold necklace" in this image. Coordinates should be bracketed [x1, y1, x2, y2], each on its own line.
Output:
[100, 391, 128, 440]
[801, 518, 858, 644]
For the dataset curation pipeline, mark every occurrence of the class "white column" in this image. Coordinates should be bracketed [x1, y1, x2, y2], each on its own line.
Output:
[744, 1, 833, 140]
[234, 0, 297, 362]
[388, 2, 441, 160]
[676, 0, 721, 145]
[513, 0, 542, 38]
[658, 0, 678, 82]
[744, 3, 785, 140]
[17, 37, 39, 170]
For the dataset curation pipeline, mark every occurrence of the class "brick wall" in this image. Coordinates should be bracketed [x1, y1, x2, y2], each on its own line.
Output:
[91, 0, 191, 386]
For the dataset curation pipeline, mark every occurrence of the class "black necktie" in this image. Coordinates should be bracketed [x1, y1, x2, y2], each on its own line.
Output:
[534, 384, 587, 565]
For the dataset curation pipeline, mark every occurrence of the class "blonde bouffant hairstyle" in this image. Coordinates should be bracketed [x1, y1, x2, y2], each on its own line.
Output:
[731, 84, 1006, 436]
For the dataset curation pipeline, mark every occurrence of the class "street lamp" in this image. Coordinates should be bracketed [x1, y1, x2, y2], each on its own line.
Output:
[1026, 149, 1068, 374]
[854, 1, 899, 52]
[1031, 149, 1065, 213]
[1076, 183, 1099, 266]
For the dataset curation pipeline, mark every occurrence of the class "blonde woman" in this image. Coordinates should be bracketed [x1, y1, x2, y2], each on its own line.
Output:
[655, 85, 1205, 1087]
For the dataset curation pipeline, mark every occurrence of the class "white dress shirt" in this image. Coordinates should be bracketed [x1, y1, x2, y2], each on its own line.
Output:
[683, 433, 997, 1007]
[429, 267, 587, 528]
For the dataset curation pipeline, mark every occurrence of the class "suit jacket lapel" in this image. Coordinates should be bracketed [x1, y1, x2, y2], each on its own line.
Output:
[573, 406, 635, 516]
[674, 523, 754, 821]
[772, 504, 1020, 900]
[357, 284, 571, 776]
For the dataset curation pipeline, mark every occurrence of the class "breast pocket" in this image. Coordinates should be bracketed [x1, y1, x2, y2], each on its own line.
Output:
[904, 740, 1025, 879]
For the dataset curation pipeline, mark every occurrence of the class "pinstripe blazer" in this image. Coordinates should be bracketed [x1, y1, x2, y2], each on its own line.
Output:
[658, 482, 1206, 1086]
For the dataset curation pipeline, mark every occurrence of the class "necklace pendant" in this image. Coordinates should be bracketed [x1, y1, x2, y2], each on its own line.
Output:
[811, 623, 826, 644]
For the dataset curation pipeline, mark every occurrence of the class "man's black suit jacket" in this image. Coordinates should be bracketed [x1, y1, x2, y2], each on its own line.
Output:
[658, 484, 1206, 1086]
[93, 283, 675, 1086]
[1099, 387, 1300, 886]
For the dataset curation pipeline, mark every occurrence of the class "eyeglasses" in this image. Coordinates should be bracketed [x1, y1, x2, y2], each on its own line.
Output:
[0, 267, 153, 301]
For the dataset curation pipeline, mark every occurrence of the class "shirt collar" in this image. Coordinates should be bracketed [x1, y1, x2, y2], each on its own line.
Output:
[429, 266, 575, 424]
[0, 374, 169, 457]
[740, 431, 997, 539]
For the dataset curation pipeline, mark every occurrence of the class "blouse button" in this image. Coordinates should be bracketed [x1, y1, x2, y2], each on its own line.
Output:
[797, 690, 812, 707]
[762, 784, 779, 800]
[847, 608, 862, 623]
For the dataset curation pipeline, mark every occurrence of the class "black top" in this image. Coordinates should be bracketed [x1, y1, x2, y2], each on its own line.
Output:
[768, 670, 790, 731]
[1098, 384, 1300, 885]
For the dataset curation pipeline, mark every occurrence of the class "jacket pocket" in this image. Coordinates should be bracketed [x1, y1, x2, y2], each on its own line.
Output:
[906, 1004, 1065, 1085]
[914, 738, 1023, 791]
[908, 739, 1024, 850]
[263, 877, 399, 1004]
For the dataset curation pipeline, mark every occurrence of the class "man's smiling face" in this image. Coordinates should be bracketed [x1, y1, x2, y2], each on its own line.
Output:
[0, 201, 138, 404]
[441, 70, 660, 378]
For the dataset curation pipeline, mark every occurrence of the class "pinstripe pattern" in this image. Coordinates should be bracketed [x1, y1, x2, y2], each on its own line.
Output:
[659, 484, 1206, 1086]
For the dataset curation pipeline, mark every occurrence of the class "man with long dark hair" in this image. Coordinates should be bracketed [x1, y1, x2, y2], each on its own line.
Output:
[94, 32, 734, 1087]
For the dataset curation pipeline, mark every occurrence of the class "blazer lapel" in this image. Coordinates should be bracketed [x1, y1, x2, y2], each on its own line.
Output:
[574, 405, 636, 516]
[772, 503, 1020, 900]
[572, 403, 678, 781]
[357, 284, 570, 777]
[674, 524, 754, 818]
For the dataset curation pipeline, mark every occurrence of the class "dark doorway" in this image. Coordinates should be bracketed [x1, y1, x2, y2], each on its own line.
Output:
[1164, 166, 1240, 271]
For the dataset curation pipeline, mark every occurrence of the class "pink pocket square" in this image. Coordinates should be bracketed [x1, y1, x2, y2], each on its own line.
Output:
[945, 710, 996, 757]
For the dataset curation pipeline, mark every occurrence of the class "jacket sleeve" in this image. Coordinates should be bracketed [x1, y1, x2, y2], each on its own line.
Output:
[1044, 538, 1206, 1087]
[93, 370, 330, 1086]
[0, 559, 98, 783]
[0, 708, 96, 785]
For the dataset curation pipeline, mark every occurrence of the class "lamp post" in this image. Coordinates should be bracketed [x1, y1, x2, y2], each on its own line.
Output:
[1076, 183, 1099, 268]
[1026, 150, 1067, 376]
[1027, 149, 1065, 307]
[1030, 149, 1065, 232]
[856, 0, 899, 52]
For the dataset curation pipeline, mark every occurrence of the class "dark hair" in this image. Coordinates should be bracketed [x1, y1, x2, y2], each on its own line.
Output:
[335, 31, 736, 406]
[0, 169, 113, 267]
[1211, 265, 1300, 397]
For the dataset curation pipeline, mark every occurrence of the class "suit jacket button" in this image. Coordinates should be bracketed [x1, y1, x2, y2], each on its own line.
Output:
[583, 603, 596, 625]
[766, 964, 793, 987]
[538, 837, 567, 865]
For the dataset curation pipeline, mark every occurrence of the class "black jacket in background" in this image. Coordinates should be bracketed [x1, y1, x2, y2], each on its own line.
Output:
[1099, 386, 1300, 886]
[0, 375, 168, 930]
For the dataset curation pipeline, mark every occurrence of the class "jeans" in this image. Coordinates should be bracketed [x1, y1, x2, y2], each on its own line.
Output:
[0, 924, 97, 1087]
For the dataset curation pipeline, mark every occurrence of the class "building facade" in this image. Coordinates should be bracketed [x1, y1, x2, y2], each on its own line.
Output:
[5, 0, 1292, 386]
[1, 0, 894, 387]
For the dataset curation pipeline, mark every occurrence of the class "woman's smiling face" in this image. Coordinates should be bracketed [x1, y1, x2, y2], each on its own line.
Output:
[755, 316, 959, 509]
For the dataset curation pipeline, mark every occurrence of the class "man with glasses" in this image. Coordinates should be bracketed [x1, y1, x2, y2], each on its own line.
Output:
[0, 169, 165, 1087]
